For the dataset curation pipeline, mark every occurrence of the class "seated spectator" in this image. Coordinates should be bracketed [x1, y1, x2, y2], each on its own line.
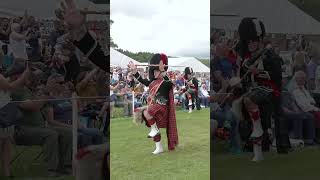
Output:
[76, 68, 98, 108]
[199, 83, 209, 108]
[281, 73, 315, 144]
[211, 83, 241, 154]
[46, 74, 103, 148]
[173, 86, 181, 105]
[282, 91, 315, 144]
[0, 61, 29, 177]
[292, 71, 320, 142]
[9, 63, 72, 177]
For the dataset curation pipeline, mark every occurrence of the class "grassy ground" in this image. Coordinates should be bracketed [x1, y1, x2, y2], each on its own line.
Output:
[1, 146, 73, 179]
[213, 140, 320, 180]
[111, 108, 210, 180]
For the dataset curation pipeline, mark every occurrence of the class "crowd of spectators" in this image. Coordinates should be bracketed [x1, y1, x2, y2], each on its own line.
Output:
[211, 28, 320, 154]
[0, 8, 108, 178]
[110, 66, 210, 118]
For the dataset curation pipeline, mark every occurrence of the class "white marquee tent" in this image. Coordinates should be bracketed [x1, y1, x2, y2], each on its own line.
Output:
[110, 48, 139, 68]
[211, 0, 320, 35]
[168, 57, 209, 73]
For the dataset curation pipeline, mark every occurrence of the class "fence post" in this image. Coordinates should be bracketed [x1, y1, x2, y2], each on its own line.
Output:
[132, 90, 135, 115]
[72, 93, 78, 176]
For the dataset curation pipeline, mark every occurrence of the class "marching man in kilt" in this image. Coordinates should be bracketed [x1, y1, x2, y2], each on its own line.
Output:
[128, 53, 178, 154]
[183, 67, 200, 113]
[232, 18, 290, 161]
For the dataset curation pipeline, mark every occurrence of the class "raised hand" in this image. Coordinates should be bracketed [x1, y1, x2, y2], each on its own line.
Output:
[128, 61, 137, 72]
[57, 0, 87, 40]
[61, 0, 85, 29]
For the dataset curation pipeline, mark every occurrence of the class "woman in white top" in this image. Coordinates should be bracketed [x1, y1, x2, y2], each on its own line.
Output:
[0, 61, 29, 177]
[9, 23, 30, 60]
[200, 83, 210, 108]
[292, 70, 320, 142]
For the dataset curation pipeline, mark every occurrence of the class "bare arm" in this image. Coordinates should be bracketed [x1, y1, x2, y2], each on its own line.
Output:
[77, 69, 97, 89]
[10, 31, 28, 41]
[0, 72, 27, 91]
[18, 98, 47, 112]
[110, 82, 119, 90]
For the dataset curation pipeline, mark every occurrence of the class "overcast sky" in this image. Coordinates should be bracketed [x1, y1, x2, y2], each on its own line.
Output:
[111, 0, 210, 59]
[0, 0, 107, 20]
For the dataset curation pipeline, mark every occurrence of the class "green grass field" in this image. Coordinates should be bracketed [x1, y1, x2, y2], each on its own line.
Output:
[213, 140, 320, 180]
[110, 108, 210, 180]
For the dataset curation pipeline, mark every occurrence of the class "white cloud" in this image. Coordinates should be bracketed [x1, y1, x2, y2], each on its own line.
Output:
[111, 0, 210, 58]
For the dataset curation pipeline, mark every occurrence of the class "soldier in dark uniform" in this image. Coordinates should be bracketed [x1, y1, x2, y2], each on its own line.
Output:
[128, 54, 178, 155]
[235, 18, 290, 161]
[183, 67, 200, 113]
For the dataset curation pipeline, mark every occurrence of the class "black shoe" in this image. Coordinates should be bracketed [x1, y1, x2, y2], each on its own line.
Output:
[58, 167, 72, 175]
[47, 170, 63, 177]
[277, 147, 289, 154]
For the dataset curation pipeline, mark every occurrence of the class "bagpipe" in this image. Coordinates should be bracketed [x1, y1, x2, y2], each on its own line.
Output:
[240, 47, 281, 97]
[181, 78, 197, 94]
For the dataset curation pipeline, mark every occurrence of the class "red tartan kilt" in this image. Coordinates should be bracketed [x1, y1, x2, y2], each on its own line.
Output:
[147, 104, 168, 128]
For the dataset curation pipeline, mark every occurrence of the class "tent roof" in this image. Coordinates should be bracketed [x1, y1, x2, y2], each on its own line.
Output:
[110, 48, 139, 68]
[211, 0, 320, 35]
[0, 0, 108, 20]
[168, 57, 209, 73]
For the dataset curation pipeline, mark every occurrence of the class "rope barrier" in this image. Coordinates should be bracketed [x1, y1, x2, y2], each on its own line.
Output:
[2, 96, 108, 104]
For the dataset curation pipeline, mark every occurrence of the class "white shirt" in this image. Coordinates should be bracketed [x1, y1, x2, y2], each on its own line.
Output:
[292, 87, 319, 112]
[200, 87, 209, 97]
[9, 33, 28, 59]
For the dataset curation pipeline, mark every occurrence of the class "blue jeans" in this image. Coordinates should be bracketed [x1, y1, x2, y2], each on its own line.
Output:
[78, 128, 103, 148]
[283, 112, 315, 143]
[200, 96, 209, 107]
[211, 109, 241, 151]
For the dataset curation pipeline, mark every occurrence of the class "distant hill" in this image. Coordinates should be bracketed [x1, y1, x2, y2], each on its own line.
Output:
[115, 48, 210, 68]
[290, 0, 320, 22]
[198, 59, 210, 68]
